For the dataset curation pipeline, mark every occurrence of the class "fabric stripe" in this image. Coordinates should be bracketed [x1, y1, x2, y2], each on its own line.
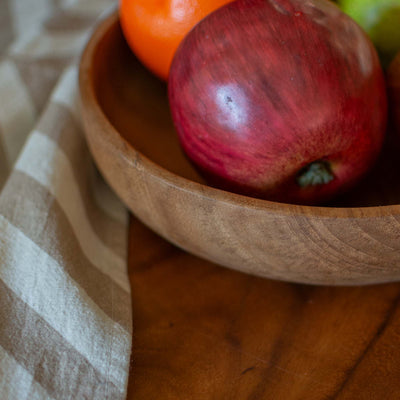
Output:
[0, 1, 132, 398]
[0, 278, 126, 400]
[49, 0, 64, 9]
[36, 101, 128, 258]
[15, 131, 129, 292]
[0, 131, 10, 189]
[0, 0, 14, 53]
[9, 0, 52, 37]
[0, 60, 36, 165]
[0, 215, 131, 390]
[0, 170, 131, 331]
[0, 345, 53, 400]
[12, 57, 69, 115]
[8, 30, 90, 58]
[61, 0, 116, 16]
[50, 67, 127, 225]
[87, 166, 128, 259]
[24, 65, 127, 254]
[50, 65, 81, 122]
[43, 10, 98, 32]
[90, 164, 129, 225]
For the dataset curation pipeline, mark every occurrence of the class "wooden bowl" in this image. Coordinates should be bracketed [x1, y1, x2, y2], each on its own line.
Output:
[79, 11, 400, 285]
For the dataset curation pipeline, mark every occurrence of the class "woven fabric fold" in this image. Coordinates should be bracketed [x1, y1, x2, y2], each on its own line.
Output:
[0, 1, 132, 399]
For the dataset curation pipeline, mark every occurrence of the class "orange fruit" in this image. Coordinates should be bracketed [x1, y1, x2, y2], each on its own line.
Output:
[119, 0, 232, 81]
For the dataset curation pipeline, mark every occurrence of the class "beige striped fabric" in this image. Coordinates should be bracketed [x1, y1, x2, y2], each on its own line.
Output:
[0, 0, 132, 399]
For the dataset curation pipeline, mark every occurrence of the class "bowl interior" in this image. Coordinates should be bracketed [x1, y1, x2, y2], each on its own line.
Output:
[93, 18, 400, 208]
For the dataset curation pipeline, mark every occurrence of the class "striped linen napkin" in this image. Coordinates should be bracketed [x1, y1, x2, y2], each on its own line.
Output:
[0, 0, 132, 399]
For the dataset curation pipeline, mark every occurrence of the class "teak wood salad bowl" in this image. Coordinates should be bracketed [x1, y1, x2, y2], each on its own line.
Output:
[79, 11, 400, 286]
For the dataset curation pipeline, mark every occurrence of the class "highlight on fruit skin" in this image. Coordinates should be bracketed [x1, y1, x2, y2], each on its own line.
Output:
[168, 0, 388, 206]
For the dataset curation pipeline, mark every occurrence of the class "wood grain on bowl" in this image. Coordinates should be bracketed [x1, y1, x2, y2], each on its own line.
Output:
[79, 11, 400, 285]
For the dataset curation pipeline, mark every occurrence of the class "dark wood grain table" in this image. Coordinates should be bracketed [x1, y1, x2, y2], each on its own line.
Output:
[126, 216, 400, 399]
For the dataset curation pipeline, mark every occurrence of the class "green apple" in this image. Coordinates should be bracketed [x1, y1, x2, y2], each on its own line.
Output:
[339, 0, 400, 67]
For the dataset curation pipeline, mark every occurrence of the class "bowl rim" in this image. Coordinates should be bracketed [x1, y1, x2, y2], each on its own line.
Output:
[78, 9, 400, 220]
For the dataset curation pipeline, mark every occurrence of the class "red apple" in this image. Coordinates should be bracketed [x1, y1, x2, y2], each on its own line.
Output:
[168, 0, 388, 205]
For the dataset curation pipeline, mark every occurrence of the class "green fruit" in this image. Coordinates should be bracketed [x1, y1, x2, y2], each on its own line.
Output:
[339, 0, 400, 67]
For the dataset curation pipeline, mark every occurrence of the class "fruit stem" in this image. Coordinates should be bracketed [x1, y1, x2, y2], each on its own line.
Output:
[296, 160, 334, 187]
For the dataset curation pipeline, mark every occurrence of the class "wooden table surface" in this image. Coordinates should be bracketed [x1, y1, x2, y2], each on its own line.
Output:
[126, 216, 400, 399]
